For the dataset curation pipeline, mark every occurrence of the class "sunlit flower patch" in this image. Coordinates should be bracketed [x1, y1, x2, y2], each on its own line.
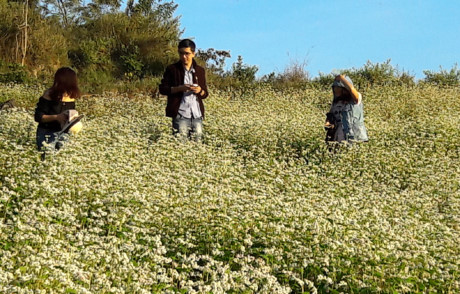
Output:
[0, 84, 458, 293]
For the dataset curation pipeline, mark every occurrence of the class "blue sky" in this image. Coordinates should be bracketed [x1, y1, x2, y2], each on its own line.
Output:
[174, 0, 460, 78]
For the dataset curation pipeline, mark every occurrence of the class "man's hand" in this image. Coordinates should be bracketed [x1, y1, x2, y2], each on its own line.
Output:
[324, 121, 334, 129]
[189, 85, 202, 94]
[56, 112, 68, 125]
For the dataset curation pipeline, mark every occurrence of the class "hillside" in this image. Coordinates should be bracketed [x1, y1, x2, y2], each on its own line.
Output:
[0, 84, 459, 293]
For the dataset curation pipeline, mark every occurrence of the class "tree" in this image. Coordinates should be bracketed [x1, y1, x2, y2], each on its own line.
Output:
[231, 55, 258, 84]
[66, 0, 180, 79]
[196, 48, 231, 76]
[0, 0, 182, 83]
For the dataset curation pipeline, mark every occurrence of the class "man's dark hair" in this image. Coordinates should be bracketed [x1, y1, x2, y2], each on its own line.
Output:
[178, 39, 196, 52]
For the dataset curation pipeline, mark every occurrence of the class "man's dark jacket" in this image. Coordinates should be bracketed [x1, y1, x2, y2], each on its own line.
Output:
[159, 60, 209, 118]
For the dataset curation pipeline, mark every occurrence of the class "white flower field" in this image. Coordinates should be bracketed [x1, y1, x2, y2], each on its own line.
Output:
[0, 83, 459, 293]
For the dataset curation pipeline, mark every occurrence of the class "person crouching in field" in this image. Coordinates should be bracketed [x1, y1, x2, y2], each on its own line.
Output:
[159, 39, 208, 142]
[325, 75, 368, 144]
[34, 67, 82, 151]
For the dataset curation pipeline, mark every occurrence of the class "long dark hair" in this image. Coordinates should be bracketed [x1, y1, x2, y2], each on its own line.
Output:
[333, 87, 352, 103]
[49, 67, 81, 101]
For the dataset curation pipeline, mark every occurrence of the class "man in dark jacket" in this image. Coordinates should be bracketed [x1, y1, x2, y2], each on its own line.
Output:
[159, 39, 209, 141]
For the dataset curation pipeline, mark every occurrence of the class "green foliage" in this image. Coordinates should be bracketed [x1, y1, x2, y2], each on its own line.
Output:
[78, 70, 116, 93]
[219, 56, 259, 99]
[0, 61, 29, 83]
[311, 60, 416, 90]
[195, 48, 233, 90]
[0, 0, 22, 62]
[0, 0, 180, 87]
[26, 19, 69, 75]
[0, 0, 70, 78]
[40, 0, 83, 27]
[349, 59, 399, 86]
[114, 76, 162, 95]
[68, 38, 115, 71]
[70, 0, 179, 80]
[201, 55, 260, 97]
[423, 64, 460, 86]
[231, 55, 258, 84]
[118, 44, 144, 80]
[398, 71, 416, 87]
[311, 72, 335, 89]
[196, 48, 231, 77]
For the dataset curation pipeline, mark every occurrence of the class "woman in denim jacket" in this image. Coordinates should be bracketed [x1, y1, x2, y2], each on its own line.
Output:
[325, 75, 368, 143]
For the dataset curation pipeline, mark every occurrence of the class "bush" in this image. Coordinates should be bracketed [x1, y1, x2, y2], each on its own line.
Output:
[260, 58, 310, 91]
[310, 60, 415, 90]
[310, 72, 335, 90]
[0, 62, 29, 83]
[350, 59, 398, 87]
[117, 44, 145, 80]
[68, 38, 116, 72]
[423, 64, 460, 86]
[79, 70, 117, 94]
[278, 58, 309, 84]
[114, 76, 162, 96]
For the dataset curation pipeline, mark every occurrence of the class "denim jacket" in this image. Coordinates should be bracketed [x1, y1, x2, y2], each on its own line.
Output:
[341, 101, 368, 142]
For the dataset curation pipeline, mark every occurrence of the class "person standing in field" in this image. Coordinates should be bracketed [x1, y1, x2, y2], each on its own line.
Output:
[34, 67, 82, 150]
[159, 39, 209, 142]
[325, 74, 368, 144]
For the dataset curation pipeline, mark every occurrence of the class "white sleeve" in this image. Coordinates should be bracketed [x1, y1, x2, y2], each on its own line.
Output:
[357, 92, 362, 105]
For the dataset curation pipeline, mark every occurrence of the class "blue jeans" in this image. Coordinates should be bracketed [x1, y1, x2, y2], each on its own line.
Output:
[36, 127, 69, 151]
[172, 114, 203, 142]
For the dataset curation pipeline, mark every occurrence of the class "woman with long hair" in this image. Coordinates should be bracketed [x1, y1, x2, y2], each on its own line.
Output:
[34, 67, 82, 150]
[325, 75, 368, 144]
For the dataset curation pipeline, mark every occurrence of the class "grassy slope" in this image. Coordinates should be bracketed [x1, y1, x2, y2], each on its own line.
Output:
[0, 84, 459, 293]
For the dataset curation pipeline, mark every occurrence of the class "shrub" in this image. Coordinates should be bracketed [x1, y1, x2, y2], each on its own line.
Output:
[310, 60, 415, 89]
[0, 61, 29, 83]
[68, 38, 116, 72]
[78, 70, 117, 94]
[117, 44, 145, 80]
[310, 72, 335, 90]
[261, 58, 310, 91]
[231, 55, 258, 84]
[114, 76, 162, 96]
[278, 58, 309, 84]
[423, 64, 460, 86]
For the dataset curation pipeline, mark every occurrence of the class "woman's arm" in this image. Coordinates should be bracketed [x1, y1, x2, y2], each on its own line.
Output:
[335, 75, 360, 103]
[40, 113, 68, 125]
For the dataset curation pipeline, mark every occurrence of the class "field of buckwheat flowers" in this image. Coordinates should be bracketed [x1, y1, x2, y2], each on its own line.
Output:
[0, 82, 459, 293]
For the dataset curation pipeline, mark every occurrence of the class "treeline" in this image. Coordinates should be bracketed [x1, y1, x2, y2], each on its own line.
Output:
[0, 0, 181, 91]
[262, 60, 460, 90]
[1, 0, 459, 93]
[207, 58, 460, 93]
